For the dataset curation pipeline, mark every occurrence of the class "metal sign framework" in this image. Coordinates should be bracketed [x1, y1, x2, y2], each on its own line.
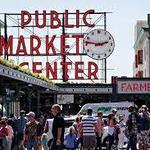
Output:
[0, 11, 112, 83]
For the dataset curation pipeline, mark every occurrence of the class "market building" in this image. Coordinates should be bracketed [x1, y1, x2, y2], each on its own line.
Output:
[133, 14, 150, 77]
[0, 12, 150, 117]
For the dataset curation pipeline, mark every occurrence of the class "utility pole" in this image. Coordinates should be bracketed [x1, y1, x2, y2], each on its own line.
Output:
[4, 14, 8, 60]
[62, 14, 67, 82]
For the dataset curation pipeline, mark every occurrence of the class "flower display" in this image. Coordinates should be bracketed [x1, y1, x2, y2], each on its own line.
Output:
[0, 56, 53, 84]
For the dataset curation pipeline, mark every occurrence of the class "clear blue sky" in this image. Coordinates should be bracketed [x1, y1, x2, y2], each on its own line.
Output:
[1, 0, 150, 83]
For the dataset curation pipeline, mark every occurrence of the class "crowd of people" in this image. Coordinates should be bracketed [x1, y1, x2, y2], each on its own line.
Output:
[0, 104, 150, 150]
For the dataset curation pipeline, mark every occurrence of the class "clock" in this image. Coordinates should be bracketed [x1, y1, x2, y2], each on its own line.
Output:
[83, 28, 115, 60]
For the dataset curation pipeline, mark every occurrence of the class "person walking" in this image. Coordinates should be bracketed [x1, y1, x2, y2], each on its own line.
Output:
[6, 118, 14, 150]
[0, 119, 8, 150]
[64, 126, 76, 150]
[95, 111, 104, 150]
[24, 111, 42, 150]
[72, 116, 82, 149]
[51, 104, 65, 150]
[138, 105, 150, 150]
[44, 112, 54, 149]
[16, 110, 27, 149]
[80, 108, 97, 150]
[126, 105, 140, 150]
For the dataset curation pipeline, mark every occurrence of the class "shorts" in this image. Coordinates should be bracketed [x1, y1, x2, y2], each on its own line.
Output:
[83, 135, 96, 148]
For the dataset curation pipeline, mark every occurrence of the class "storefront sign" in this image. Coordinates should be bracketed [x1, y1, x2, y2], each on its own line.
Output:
[57, 94, 74, 104]
[0, 10, 114, 81]
[117, 80, 150, 94]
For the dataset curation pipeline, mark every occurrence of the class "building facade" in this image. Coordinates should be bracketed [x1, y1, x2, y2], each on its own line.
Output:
[133, 18, 150, 77]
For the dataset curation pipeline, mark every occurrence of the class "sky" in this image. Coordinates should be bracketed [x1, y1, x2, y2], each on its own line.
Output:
[0, 0, 150, 83]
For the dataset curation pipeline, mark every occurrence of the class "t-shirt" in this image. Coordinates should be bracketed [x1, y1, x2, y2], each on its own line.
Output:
[17, 116, 27, 133]
[0, 126, 8, 138]
[46, 118, 53, 140]
[96, 118, 104, 137]
[65, 133, 76, 148]
[25, 121, 42, 140]
[52, 113, 65, 142]
[82, 115, 96, 136]
[108, 126, 115, 136]
[6, 125, 14, 139]
[126, 112, 140, 134]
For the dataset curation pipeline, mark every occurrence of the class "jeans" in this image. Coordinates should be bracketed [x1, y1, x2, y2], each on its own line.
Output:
[126, 134, 137, 150]
[26, 139, 37, 150]
[108, 134, 114, 150]
[95, 136, 102, 150]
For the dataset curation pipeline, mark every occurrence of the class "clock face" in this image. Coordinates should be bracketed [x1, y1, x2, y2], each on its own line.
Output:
[83, 29, 115, 60]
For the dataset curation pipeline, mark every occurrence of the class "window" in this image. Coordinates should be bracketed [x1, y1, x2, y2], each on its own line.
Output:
[135, 54, 138, 68]
[137, 71, 143, 78]
[138, 50, 143, 64]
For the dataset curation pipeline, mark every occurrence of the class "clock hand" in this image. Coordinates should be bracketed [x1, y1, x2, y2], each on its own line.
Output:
[85, 40, 97, 45]
[95, 41, 109, 46]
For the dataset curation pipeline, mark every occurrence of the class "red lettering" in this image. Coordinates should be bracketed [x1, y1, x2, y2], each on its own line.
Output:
[46, 35, 56, 55]
[35, 10, 46, 28]
[64, 10, 74, 28]
[60, 35, 70, 55]
[121, 83, 126, 92]
[19, 62, 29, 67]
[83, 9, 95, 27]
[21, 10, 31, 28]
[88, 62, 98, 79]
[0, 36, 13, 55]
[72, 34, 83, 54]
[133, 83, 139, 91]
[139, 83, 146, 91]
[32, 62, 42, 73]
[46, 62, 57, 79]
[76, 10, 80, 28]
[16, 36, 27, 55]
[75, 62, 84, 80]
[147, 83, 150, 91]
[126, 84, 132, 92]
[61, 61, 72, 80]
[50, 10, 61, 29]
[30, 35, 41, 55]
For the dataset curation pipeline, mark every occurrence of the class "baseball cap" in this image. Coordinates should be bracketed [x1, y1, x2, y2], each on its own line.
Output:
[112, 108, 117, 112]
[20, 110, 25, 115]
[128, 105, 134, 109]
[20, 110, 25, 113]
[26, 111, 35, 117]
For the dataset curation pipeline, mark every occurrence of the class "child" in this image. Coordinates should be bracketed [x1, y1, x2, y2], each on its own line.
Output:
[64, 126, 76, 150]
[41, 133, 49, 150]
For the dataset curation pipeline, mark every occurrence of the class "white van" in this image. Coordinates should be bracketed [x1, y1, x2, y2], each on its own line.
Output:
[78, 101, 135, 121]
[64, 101, 135, 123]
